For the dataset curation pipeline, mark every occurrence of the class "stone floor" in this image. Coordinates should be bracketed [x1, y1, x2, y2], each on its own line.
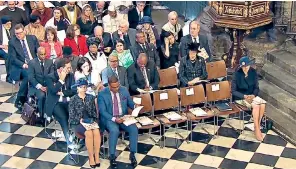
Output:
[0, 93, 296, 169]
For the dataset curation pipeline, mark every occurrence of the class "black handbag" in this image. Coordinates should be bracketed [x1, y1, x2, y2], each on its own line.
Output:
[21, 97, 37, 126]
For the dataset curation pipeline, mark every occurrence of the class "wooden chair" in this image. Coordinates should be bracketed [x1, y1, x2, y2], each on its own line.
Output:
[158, 67, 178, 88]
[153, 89, 187, 148]
[206, 60, 227, 80]
[206, 81, 244, 135]
[180, 84, 216, 142]
[132, 93, 161, 144]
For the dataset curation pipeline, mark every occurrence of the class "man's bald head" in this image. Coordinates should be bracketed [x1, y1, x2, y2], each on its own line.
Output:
[37, 1, 45, 14]
[37, 46, 46, 60]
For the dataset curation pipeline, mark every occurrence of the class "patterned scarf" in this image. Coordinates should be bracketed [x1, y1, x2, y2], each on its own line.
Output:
[141, 25, 156, 45]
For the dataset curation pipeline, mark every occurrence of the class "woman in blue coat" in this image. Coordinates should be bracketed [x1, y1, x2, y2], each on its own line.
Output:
[231, 56, 266, 141]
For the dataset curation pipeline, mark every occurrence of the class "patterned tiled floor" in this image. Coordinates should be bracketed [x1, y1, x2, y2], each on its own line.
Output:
[0, 93, 296, 169]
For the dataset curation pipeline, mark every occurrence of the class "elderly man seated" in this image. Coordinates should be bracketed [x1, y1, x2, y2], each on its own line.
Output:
[112, 20, 137, 50]
[127, 53, 160, 95]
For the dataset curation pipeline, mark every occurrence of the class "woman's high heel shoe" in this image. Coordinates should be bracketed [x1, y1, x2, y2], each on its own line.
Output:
[89, 163, 96, 168]
[96, 163, 100, 167]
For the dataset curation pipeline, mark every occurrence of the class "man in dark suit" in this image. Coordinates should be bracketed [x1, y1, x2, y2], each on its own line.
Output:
[9, 24, 39, 109]
[127, 53, 160, 95]
[55, 47, 79, 73]
[28, 47, 54, 119]
[130, 31, 160, 68]
[112, 20, 136, 50]
[98, 75, 138, 168]
[0, 1, 28, 27]
[180, 21, 211, 61]
[101, 54, 129, 89]
[0, 15, 13, 82]
[90, 1, 108, 26]
[92, 26, 113, 56]
[45, 58, 76, 146]
[128, 1, 151, 29]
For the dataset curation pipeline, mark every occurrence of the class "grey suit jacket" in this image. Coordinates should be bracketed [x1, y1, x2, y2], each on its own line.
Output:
[28, 57, 54, 88]
[101, 66, 129, 89]
[180, 34, 211, 60]
[112, 28, 136, 49]
[130, 42, 160, 68]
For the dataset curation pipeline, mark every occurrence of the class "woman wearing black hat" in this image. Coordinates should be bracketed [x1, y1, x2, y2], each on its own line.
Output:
[69, 78, 101, 168]
[232, 56, 266, 141]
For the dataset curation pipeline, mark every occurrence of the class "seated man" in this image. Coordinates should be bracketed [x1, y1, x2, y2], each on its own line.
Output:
[28, 47, 54, 119]
[130, 31, 160, 68]
[101, 54, 129, 89]
[9, 24, 39, 109]
[179, 43, 208, 87]
[31, 1, 52, 26]
[102, 5, 121, 34]
[0, 15, 13, 82]
[112, 20, 136, 50]
[127, 53, 159, 95]
[128, 1, 151, 29]
[180, 21, 211, 61]
[91, 26, 113, 56]
[98, 76, 138, 168]
[45, 58, 76, 147]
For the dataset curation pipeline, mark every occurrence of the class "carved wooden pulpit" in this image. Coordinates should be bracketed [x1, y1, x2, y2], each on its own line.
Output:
[207, 1, 272, 68]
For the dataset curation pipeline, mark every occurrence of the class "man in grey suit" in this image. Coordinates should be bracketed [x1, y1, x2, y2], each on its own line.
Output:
[101, 54, 129, 89]
[28, 47, 54, 118]
[130, 31, 160, 68]
[112, 20, 136, 50]
[180, 21, 212, 61]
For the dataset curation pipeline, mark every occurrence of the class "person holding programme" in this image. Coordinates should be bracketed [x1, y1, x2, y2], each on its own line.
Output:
[232, 56, 265, 141]
[98, 76, 138, 168]
[69, 78, 101, 168]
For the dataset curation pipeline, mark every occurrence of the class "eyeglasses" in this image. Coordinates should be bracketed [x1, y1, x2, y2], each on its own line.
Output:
[110, 60, 118, 63]
[15, 31, 24, 35]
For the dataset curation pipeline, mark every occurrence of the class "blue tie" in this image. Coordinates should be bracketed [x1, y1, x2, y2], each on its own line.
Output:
[21, 40, 31, 62]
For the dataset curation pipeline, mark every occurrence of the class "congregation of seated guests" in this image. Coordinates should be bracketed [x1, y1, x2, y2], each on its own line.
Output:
[0, 1, 267, 168]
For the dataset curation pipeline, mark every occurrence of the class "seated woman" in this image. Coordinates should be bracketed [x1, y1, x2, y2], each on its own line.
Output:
[25, 15, 45, 41]
[137, 16, 160, 48]
[161, 31, 180, 69]
[111, 40, 134, 69]
[75, 57, 103, 96]
[84, 38, 108, 78]
[77, 4, 98, 37]
[232, 56, 265, 141]
[45, 7, 71, 44]
[64, 24, 88, 57]
[40, 27, 63, 60]
[69, 78, 101, 168]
